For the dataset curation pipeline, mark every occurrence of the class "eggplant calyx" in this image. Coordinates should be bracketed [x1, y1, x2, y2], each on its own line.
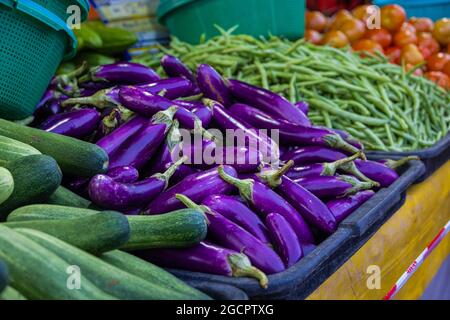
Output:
[156, 156, 187, 188]
[152, 106, 177, 127]
[323, 134, 366, 160]
[385, 156, 420, 170]
[202, 98, 220, 112]
[339, 162, 378, 184]
[259, 161, 294, 189]
[218, 166, 254, 203]
[323, 153, 363, 176]
[338, 175, 379, 197]
[228, 253, 269, 289]
[175, 194, 209, 214]
[178, 93, 204, 102]
[61, 88, 119, 109]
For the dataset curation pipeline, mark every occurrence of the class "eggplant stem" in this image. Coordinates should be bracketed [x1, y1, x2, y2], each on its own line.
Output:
[152, 106, 177, 127]
[385, 156, 420, 170]
[339, 162, 378, 184]
[259, 161, 294, 188]
[175, 194, 207, 214]
[218, 166, 254, 203]
[323, 134, 366, 160]
[228, 253, 269, 289]
[157, 156, 188, 188]
[339, 175, 379, 197]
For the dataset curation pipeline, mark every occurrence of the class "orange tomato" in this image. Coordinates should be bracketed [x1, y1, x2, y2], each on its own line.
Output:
[352, 39, 384, 56]
[417, 32, 440, 59]
[321, 30, 349, 48]
[394, 26, 418, 47]
[330, 10, 354, 30]
[304, 29, 323, 45]
[443, 61, 450, 77]
[339, 18, 366, 43]
[381, 4, 406, 33]
[306, 11, 328, 32]
[425, 71, 450, 89]
[427, 53, 450, 72]
[409, 17, 433, 33]
[400, 44, 424, 66]
[433, 18, 450, 45]
[352, 5, 372, 22]
[365, 28, 393, 48]
[385, 47, 402, 64]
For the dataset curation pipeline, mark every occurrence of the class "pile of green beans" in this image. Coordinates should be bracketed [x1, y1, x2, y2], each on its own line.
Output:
[135, 28, 450, 152]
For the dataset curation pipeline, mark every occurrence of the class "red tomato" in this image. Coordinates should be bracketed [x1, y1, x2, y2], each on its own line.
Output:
[433, 18, 450, 46]
[401, 44, 424, 66]
[306, 11, 328, 32]
[417, 32, 441, 59]
[365, 28, 393, 48]
[385, 47, 401, 64]
[304, 29, 323, 45]
[443, 61, 450, 77]
[409, 17, 433, 33]
[427, 53, 450, 72]
[381, 5, 407, 33]
[425, 71, 450, 89]
[394, 27, 418, 47]
[339, 18, 366, 43]
[448, 44, 450, 54]
[352, 39, 384, 57]
[322, 30, 349, 48]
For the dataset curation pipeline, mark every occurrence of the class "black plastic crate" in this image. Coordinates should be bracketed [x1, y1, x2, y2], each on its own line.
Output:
[166, 160, 426, 300]
[367, 134, 450, 183]
[187, 280, 249, 300]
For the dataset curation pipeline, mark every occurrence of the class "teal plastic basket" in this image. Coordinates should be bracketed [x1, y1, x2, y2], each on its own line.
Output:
[0, 0, 89, 120]
[158, 0, 306, 44]
[374, 0, 450, 21]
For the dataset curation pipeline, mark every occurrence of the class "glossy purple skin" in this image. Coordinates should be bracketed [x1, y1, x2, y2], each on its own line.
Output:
[277, 176, 337, 234]
[266, 213, 303, 268]
[206, 208, 285, 274]
[202, 195, 270, 244]
[247, 180, 315, 244]
[229, 103, 337, 147]
[197, 64, 232, 106]
[145, 166, 238, 215]
[89, 174, 165, 210]
[295, 101, 309, 116]
[137, 242, 241, 276]
[36, 88, 57, 110]
[295, 176, 353, 199]
[96, 116, 149, 157]
[90, 62, 160, 84]
[108, 123, 167, 170]
[39, 109, 100, 138]
[354, 160, 399, 188]
[208, 101, 278, 161]
[286, 164, 327, 180]
[161, 55, 196, 84]
[327, 190, 375, 223]
[228, 79, 311, 126]
[137, 77, 196, 99]
[176, 101, 212, 128]
[281, 146, 346, 166]
[34, 99, 62, 121]
[107, 166, 139, 183]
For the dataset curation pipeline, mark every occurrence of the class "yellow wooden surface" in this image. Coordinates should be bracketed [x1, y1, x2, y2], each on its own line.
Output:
[308, 161, 450, 300]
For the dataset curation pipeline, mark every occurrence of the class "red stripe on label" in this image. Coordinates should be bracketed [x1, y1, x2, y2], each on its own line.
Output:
[383, 285, 397, 300]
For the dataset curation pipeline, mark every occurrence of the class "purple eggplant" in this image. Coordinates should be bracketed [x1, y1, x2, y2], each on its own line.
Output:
[218, 166, 314, 244]
[93, 108, 122, 141]
[228, 79, 311, 126]
[327, 190, 375, 223]
[176, 194, 285, 275]
[79, 62, 160, 85]
[175, 100, 212, 128]
[203, 99, 280, 164]
[295, 175, 378, 199]
[266, 213, 303, 268]
[62, 87, 121, 109]
[39, 109, 100, 138]
[161, 55, 196, 84]
[286, 153, 362, 180]
[281, 146, 348, 166]
[295, 101, 309, 116]
[197, 64, 232, 107]
[108, 107, 176, 170]
[229, 103, 361, 154]
[137, 242, 268, 288]
[144, 165, 238, 215]
[137, 77, 196, 100]
[96, 115, 149, 157]
[89, 158, 185, 210]
[107, 166, 139, 183]
[202, 194, 270, 244]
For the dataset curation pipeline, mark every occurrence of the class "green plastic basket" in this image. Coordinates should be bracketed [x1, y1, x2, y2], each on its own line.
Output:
[32, 0, 90, 21]
[158, 0, 306, 44]
[0, 0, 89, 120]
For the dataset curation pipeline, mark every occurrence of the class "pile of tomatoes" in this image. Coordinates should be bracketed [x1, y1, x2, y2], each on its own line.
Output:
[305, 4, 450, 89]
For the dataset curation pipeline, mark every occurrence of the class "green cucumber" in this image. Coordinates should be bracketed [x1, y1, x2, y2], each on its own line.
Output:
[0, 119, 109, 177]
[0, 286, 27, 300]
[4, 211, 130, 255]
[101, 250, 210, 300]
[85, 22, 138, 53]
[47, 186, 91, 208]
[0, 155, 62, 221]
[0, 167, 14, 205]
[0, 225, 115, 300]
[17, 228, 197, 300]
[0, 260, 7, 294]
[0, 135, 40, 166]
[7, 205, 208, 250]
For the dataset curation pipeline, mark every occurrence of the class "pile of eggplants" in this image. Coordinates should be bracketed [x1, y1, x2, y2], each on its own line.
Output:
[32, 57, 419, 288]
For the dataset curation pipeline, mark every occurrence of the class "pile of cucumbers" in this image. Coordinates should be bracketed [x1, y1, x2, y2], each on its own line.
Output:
[0, 120, 210, 300]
